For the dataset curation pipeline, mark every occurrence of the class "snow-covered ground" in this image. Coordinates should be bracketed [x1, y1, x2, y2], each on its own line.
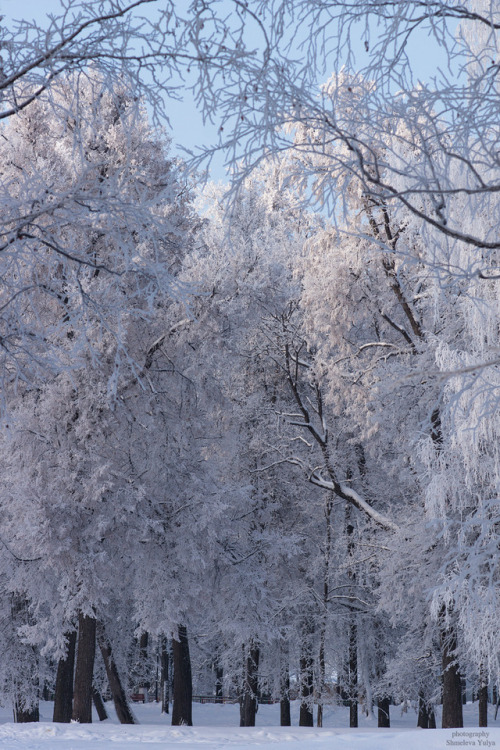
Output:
[0, 700, 498, 750]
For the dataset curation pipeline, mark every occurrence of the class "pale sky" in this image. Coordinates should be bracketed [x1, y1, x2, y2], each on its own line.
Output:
[3, 0, 451, 183]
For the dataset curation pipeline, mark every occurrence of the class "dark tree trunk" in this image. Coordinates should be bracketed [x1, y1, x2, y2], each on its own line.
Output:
[429, 707, 436, 728]
[92, 688, 108, 721]
[138, 631, 150, 702]
[317, 494, 333, 729]
[317, 624, 326, 728]
[348, 618, 358, 728]
[377, 697, 390, 727]
[479, 681, 488, 727]
[161, 637, 169, 714]
[240, 642, 260, 727]
[72, 613, 96, 724]
[431, 415, 462, 730]
[345, 503, 358, 729]
[299, 631, 314, 728]
[53, 630, 77, 723]
[280, 664, 291, 727]
[440, 613, 463, 729]
[280, 695, 291, 727]
[316, 703, 323, 728]
[418, 694, 429, 728]
[172, 625, 193, 726]
[97, 623, 136, 724]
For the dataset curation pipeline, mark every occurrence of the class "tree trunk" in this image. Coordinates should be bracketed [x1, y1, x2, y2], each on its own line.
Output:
[161, 637, 169, 714]
[240, 642, 260, 727]
[316, 703, 323, 728]
[377, 696, 390, 727]
[317, 494, 333, 729]
[348, 617, 358, 728]
[72, 613, 96, 724]
[317, 621, 326, 728]
[138, 631, 149, 702]
[345, 502, 358, 728]
[299, 628, 314, 727]
[440, 613, 463, 729]
[97, 623, 136, 724]
[92, 688, 108, 721]
[172, 625, 193, 726]
[280, 662, 291, 727]
[214, 658, 223, 704]
[418, 694, 429, 728]
[479, 675, 488, 727]
[53, 630, 77, 723]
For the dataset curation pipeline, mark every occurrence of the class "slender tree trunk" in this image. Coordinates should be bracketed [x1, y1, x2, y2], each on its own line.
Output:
[240, 642, 260, 727]
[280, 656, 291, 727]
[440, 610, 463, 729]
[317, 494, 333, 729]
[348, 617, 358, 728]
[92, 688, 108, 721]
[53, 630, 77, 723]
[345, 499, 358, 729]
[138, 631, 149, 702]
[316, 702, 323, 728]
[479, 668, 488, 728]
[161, 637, 169, 714]
[97, 623, 136, 724]
[72, 613, 96, 723]
[172, 625, 192, 726]
[430, 407, 463, 730]
[299, 624, 314, 727]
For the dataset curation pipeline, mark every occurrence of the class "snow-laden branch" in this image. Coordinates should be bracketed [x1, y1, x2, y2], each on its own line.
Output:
[309, 470, 399, 532]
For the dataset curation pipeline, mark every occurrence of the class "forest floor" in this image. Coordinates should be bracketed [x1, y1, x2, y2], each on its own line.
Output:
[0, 699, 497, 749]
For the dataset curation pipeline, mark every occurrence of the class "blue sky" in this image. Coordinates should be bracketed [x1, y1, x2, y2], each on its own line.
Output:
[3, 0, 452, 182]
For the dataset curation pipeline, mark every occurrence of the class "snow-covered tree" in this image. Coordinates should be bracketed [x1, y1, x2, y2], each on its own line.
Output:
[0, 70, 199, 721]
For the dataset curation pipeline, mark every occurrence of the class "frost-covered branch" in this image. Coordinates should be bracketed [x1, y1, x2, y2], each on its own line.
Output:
[309, 470, 399, 532]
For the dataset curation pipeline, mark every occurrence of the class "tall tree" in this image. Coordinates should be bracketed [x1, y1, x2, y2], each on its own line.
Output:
[0, 69, 198, 719]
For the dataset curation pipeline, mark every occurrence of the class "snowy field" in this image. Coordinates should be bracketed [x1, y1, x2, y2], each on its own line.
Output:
[0, 700, 498, 750]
